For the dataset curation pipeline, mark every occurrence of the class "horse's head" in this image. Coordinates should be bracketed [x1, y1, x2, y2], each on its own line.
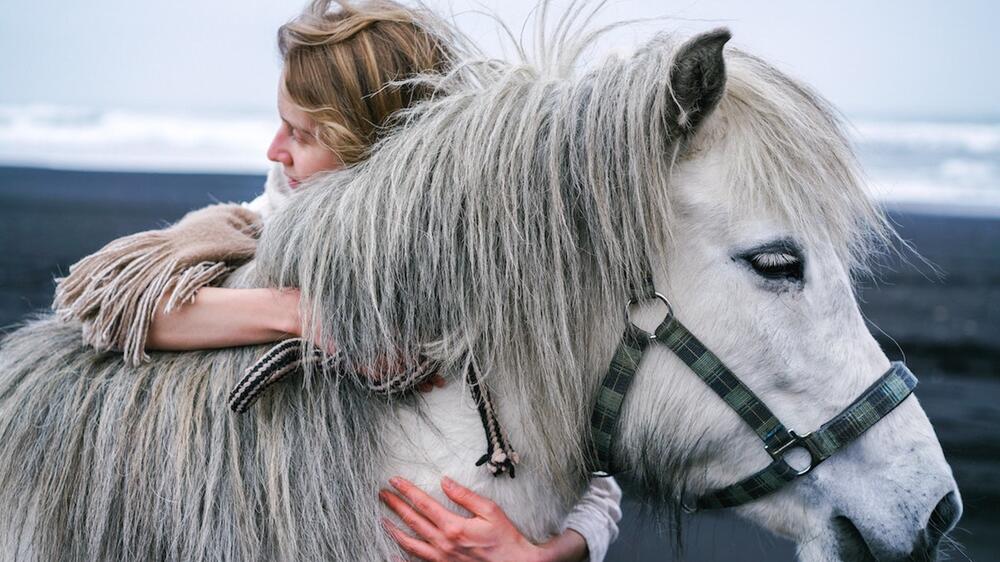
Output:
[615, 30, 961, 560]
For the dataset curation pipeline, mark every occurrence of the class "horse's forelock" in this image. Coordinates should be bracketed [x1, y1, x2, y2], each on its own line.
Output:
[693, 50, 892, 274]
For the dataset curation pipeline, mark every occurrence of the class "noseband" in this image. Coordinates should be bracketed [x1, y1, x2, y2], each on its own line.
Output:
[589, 289, 918, 512]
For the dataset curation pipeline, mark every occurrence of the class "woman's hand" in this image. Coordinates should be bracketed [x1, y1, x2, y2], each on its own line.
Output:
[415, 375, 447, 393]
[380, 476, 588, 562]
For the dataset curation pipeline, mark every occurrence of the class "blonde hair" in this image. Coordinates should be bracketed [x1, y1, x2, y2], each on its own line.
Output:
[278, 0, 452, 164]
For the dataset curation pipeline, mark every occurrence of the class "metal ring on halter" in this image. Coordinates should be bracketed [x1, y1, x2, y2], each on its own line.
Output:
[624, 292, 674, 332]
[680, 491, 698, 514]
[766, 430, 819, 477]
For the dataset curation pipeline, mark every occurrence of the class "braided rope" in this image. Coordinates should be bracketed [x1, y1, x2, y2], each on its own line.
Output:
[466, 364, 520, 478]
[228, 338, 324, 413]
[229, 339, 521, 478]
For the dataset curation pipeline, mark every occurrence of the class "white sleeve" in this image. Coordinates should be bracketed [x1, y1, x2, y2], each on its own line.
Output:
[560, 477, 623, 562]
[242, 192, 270, 215]
[241, 163, 294, 221]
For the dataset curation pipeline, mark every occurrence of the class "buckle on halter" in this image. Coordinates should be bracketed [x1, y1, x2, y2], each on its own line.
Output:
[766, 430, 818, 476]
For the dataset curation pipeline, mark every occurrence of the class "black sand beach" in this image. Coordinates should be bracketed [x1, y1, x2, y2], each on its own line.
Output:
[1, 166, 997, 560]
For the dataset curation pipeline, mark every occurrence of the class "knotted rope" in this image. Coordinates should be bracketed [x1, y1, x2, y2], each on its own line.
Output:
[466, 364, 520, 477]
[228, 338, 520, 478]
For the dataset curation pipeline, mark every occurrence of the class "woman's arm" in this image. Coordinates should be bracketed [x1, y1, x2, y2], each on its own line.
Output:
[559, 477, 623, 562]
[145, 287, 301, 350]
[53, 203, 263, 364]
[380, 477, 592, 562]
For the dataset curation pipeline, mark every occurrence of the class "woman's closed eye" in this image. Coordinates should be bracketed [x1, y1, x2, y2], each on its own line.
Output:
[292, 127, 318, 145]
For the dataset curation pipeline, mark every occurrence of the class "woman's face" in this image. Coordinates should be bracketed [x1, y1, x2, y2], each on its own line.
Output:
[266, 86, 343, 189]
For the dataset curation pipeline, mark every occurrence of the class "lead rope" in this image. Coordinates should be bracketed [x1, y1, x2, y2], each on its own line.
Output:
[228, 338, 520, 478]
[466, 363, 520, 478]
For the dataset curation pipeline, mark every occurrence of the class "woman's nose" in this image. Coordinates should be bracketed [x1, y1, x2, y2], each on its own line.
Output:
[267, 130, 292, 166]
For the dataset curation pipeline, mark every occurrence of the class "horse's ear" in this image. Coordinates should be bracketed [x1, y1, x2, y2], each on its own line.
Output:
[668, 28, 731, 135]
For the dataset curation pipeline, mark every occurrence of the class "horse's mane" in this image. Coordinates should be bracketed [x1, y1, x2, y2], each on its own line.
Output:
[256, 10, 890, 490]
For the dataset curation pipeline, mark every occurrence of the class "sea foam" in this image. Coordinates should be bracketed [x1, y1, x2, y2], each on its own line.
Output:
[853, 119, 1000, 212]
[0, 104, 274, 174]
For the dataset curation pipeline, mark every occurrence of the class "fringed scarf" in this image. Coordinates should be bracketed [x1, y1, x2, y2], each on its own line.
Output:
[53, 165, 292, 365]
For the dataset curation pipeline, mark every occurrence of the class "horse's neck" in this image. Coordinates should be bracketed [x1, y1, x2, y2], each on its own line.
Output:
[379, 383, 573, 542]
[228, 266, 577, 538]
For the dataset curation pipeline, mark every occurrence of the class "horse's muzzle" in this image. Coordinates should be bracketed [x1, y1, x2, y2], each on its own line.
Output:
[833, 490, 963, 562]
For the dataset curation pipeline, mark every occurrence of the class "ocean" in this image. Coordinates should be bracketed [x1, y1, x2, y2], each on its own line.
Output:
[3, 104, 1000, 214]
[853, 118, 1000, 214]
[0, 104, 997, 560]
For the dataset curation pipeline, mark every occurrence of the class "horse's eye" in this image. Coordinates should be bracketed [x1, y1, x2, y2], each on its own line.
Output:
[746, 251, 804, 282]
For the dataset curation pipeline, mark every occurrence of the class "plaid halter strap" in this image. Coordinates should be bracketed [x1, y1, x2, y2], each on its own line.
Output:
[588, 290, 918, 512]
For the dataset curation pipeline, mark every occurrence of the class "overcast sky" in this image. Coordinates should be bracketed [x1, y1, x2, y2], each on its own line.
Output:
[2, 0, 997, 119]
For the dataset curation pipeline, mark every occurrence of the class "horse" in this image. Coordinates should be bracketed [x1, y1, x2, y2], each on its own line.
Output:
[0, 16, 961, 562]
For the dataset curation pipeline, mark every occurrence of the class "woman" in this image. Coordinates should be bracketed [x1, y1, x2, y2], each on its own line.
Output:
[53, 1, 622, 561]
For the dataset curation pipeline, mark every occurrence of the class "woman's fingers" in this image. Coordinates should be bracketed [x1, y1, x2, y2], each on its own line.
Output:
[381, 478, 545, 561]
[379, 489, 446, 544]
[389, 477, 466, 527]
[441, 477, 500, 520]
[382, 518, 438, 561]
[417, 374, 447, 394]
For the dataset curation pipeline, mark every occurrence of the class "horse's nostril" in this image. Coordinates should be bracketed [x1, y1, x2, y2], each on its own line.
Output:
[831, 516, 878, 562]
[924, 490, 962, 551]
[833, 491, 963, 562]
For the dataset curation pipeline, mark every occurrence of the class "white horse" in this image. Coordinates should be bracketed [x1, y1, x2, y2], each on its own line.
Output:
[0, 18, 960, 562]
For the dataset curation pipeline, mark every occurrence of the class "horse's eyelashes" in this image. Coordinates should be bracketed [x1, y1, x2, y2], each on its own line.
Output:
[746, 251, 804, 282]
[750, 252, 797, 268]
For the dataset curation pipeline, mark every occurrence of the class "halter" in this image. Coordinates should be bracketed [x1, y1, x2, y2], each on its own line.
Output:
[589, 288, 918, 512]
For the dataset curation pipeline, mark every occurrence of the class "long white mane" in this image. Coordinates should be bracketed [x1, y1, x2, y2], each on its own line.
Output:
[256, 11, 890, 485]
